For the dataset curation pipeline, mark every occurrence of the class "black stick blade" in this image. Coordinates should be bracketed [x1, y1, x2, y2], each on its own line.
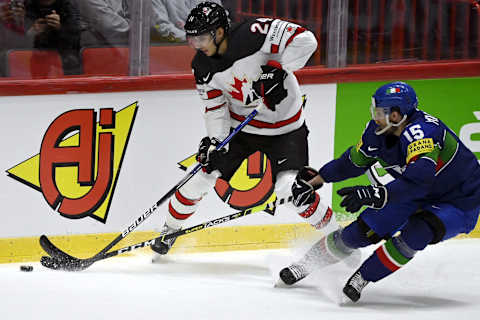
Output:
[40, 256, 62, 270]
[39, 235, 94, 271]
[40, 255, 93, 271]
[39, 235, 68, 259]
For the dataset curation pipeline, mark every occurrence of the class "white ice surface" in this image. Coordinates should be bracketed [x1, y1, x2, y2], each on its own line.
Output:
[2, 239, 480, 320]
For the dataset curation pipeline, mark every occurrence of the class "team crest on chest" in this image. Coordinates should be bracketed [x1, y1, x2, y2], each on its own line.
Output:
[228, 76, 258, 105]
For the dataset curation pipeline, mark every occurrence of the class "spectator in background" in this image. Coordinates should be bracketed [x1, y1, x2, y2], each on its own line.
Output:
[76, 0, 226, 45]
[76, 0, 129, 46]
[1, 0, 25, 33]
[150, 0, 223, 43]
[0, 0, 29, 76]
[24, 0, 82, 75]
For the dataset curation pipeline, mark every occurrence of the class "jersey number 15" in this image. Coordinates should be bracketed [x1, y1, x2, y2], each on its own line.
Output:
[403, 124, 425, 142]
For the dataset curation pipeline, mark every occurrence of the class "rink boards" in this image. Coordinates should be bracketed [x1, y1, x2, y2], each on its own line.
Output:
[0, 79, 479, 263]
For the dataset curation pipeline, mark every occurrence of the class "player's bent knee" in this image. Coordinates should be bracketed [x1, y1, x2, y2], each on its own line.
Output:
[357, 217, 384, 244]
[413, 210, 446, 245]
[341, 218, 382, 249]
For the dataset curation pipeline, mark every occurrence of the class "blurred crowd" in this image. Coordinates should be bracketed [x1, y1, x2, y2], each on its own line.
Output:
[0, 0, 478, 78]
[0, 0, 231, 77]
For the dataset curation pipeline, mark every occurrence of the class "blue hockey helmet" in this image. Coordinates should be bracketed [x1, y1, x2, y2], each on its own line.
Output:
[371, 81, 418, 135]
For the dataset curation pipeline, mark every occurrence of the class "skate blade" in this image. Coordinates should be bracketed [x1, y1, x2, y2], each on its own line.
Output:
[151, 253, 174, 264]
[273, 277, 290, 288]
[339, 292, 356, 306]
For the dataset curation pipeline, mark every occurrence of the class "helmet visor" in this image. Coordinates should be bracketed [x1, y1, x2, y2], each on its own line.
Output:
[370, 97, 389, 121]
[187, 33, 214, 49]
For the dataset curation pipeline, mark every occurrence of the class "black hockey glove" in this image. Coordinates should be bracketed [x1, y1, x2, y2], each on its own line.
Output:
[337, 185, 387, 213]
[252, 64, 288, 111]
[291, 166, 323, 207]
[196, 137, 227, 174]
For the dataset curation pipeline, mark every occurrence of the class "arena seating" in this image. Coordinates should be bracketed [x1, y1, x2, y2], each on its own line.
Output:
[7, 49, 64, 78]
[81, 46, 129, 76]
[81, 45, 194, 76]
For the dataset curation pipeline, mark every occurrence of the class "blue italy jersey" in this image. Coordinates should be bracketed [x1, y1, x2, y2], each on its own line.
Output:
[320, 109, 480, 211]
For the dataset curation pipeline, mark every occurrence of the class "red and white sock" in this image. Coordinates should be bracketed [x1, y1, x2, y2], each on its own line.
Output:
[166, 190, 202, 229]
[297, 192, 336, 231]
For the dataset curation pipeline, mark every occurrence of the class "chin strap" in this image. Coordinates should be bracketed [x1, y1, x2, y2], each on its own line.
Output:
[375, 114, 408, 135]
[210, 30, 226, 58]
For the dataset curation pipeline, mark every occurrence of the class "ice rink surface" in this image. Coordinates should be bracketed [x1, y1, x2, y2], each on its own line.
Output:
[2, 238, 480, 320]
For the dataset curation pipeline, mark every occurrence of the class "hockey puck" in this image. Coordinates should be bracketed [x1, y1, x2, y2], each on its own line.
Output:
[20, 265, 33, 272]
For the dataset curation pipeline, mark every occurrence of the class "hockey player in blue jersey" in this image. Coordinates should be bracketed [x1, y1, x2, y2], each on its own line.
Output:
[279, 81, 480, 302]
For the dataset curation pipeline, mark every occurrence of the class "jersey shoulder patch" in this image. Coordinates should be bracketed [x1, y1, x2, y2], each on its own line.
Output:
[260, 19, 307, 55]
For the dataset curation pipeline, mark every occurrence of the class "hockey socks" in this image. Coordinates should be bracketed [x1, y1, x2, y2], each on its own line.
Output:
[168, 190, 202, 223]
[343, 216, 436, 302]
[279, 228, 357, 285]
[361, 237, 414, 281]
[343, 237, 414, 302]
[357, 215, 435, 283]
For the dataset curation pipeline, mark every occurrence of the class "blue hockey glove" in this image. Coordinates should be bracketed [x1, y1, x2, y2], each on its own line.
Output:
[197, 136, 227, 174]
[251, 63, 288, 111]
[337, 185, 387, 213]
[291, 166, 323, 207]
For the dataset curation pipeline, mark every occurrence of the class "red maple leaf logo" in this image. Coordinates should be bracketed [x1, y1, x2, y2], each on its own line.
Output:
[228, 77, 248, 102]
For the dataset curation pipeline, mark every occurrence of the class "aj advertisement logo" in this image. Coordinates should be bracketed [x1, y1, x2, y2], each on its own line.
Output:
[6, 102, 138, 223]
[178, 151, 275, 210]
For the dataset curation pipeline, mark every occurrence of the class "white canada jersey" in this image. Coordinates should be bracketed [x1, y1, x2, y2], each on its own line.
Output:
[191, 18, 317, 140]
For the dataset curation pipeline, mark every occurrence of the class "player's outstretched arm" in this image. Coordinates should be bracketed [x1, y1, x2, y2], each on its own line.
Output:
[319, 147, 375, 183]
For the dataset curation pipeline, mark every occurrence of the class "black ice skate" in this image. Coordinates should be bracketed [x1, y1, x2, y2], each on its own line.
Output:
[279, 263, 309, 285]
[151, 223, 180, 255]
[343, 269, 370, 302]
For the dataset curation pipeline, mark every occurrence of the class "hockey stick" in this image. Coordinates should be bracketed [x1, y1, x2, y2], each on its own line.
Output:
[39, 107, 261, 268]
[40, 196, 293, 271]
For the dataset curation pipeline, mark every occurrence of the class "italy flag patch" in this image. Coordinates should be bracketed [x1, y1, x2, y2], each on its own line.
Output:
[387, 87, 401, 94]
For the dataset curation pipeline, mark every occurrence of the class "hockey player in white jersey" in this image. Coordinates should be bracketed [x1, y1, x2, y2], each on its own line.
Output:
[151, 2, 336, 255]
